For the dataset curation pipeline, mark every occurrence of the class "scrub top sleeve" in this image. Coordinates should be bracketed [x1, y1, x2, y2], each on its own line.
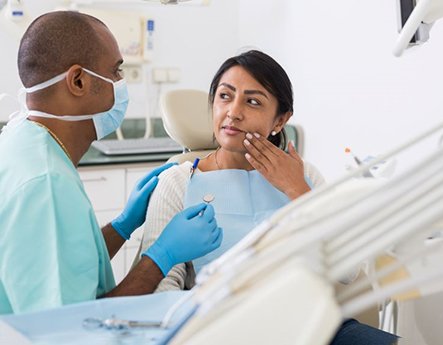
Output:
[1, 174, 102, 314]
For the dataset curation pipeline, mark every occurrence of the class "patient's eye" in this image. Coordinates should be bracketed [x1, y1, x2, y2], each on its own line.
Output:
[219, 92, 230, 100]
[248, 98, 260, 106]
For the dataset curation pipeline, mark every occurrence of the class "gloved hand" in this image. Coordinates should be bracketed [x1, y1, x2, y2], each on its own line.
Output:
[143, 203, 223, 276]
[112, 162, 176, 240]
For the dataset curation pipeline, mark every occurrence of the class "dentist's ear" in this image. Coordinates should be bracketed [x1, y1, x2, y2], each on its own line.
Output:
[66, 64, 86, 96]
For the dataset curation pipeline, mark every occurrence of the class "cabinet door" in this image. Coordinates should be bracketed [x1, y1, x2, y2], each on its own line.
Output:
[77, 164, 163, 284]
[125, 166, 159, 267]
[79, 169, 126, 211]
[95, 210, 127, 284]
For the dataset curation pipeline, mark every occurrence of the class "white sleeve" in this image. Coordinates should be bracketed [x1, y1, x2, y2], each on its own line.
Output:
[155, 265, 187, 292]
[303, 160, 326, 187]
[138, 162, 191, 291]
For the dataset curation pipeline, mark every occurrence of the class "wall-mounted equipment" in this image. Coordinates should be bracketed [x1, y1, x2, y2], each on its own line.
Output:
[394, 0, 443, 56]
[69, 0, 210, 6]
[146, 0, 192, 4]
[77, 7, 149, 64]
[0, 0, 31, 37]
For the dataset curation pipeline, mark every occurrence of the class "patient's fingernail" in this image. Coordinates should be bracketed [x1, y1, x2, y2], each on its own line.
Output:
[246, 133, 253, 140]
[244, 139, 250, 145]
[254, 132, 260, 138]
[245, 153, 251, 159]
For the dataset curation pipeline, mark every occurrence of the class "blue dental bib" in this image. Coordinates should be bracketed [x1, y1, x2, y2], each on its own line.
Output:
[184, 169, 290, 273]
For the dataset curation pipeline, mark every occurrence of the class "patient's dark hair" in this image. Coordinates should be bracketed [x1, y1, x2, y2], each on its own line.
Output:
[209, 50, 293, 150]
[18, 11, 106, 88]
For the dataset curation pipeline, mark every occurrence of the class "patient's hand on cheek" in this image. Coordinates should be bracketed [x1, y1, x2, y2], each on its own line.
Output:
[243, 132, 310, 200]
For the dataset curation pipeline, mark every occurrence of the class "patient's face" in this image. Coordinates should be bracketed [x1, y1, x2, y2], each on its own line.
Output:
[212, 66, 280, 154]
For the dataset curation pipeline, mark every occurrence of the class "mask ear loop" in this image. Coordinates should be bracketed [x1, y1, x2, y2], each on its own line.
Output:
[24, 72, 68, 94]
[18, 87, 27, 114]
[82, 68, 114, 84]
[5, 70, 69, 131]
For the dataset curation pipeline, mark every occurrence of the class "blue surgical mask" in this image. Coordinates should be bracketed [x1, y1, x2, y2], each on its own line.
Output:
[23, 68, 129, 140]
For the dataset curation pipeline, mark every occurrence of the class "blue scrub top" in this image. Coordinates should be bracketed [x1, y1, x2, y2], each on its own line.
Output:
[0, 120, 115, 314]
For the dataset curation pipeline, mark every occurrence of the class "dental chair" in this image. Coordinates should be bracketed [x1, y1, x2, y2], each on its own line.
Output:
[160, 89, 218, 164]
[395, 291, 443, 345]
[378, 226, 443, 345]
[160, 88, 305, 163]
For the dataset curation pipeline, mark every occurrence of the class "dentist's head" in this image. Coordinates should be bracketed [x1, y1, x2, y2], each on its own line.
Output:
[16, 11, 127, 153]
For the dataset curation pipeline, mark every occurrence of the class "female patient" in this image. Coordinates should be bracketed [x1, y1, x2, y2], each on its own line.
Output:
[139, 49, 324, 291]
[139, 50, 398, 345]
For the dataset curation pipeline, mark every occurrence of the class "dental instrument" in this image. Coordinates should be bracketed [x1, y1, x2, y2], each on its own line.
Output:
[344, 147, 375, 177]
[82, 316, 163, 331]
[202, 194, 214, 204]
[344, 147, 362, 165]
[189, 158, 199, 178]
[198, 194, 213, 216]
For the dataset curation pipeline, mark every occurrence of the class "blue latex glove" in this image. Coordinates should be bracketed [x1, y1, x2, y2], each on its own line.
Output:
[143, 203, 223, 276]
[112, 162, 176, 240]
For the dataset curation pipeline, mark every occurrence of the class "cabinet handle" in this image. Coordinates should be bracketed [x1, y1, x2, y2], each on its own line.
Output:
[82, 177, 107, 182]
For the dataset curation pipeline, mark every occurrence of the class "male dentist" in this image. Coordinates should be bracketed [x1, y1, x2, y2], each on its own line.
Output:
[0, 10, 222, 314]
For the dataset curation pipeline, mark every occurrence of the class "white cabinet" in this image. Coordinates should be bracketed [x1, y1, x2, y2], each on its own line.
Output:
[95, 209, 125, 284]
[124, 167, 156, 273]
[81, 169, 126, 211]
[78, 162, 162, 284]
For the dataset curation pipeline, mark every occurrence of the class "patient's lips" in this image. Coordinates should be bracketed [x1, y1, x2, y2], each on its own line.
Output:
[222, 125, 245, 136]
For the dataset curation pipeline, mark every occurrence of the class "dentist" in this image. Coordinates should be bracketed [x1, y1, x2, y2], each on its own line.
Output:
[0, 10, 222, 315]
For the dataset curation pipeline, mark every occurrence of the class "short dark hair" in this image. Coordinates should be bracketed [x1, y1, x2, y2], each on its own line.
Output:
[18, 11, 106, 88]
[209, 50, 294, 149]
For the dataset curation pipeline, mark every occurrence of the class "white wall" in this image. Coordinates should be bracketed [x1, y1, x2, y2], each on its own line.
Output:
[118, 0, 240, 120]
[238, 0, 443, 180]
[0, 0, 239, 121]
[2, 1, 443, 180]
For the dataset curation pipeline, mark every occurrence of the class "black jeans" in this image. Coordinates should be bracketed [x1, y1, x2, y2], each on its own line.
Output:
[330, 319, 398, 345]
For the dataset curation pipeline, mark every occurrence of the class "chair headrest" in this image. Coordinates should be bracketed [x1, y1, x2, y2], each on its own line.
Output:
[160, 89, 218, 151]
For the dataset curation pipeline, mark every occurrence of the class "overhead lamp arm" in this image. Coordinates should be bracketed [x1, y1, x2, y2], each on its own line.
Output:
[394, 0, 443, 56]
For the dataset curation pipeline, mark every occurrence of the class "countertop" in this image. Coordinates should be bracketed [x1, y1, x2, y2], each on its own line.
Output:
[78, 145, 176, 166]
[1, 118, 175, 167]
[79, 118, 175, 166]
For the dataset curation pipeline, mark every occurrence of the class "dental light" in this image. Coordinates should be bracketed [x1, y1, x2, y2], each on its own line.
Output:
[145, 0, 210, 5]
[394, 0, 443, 56]
[69, 0, 208, 5]
[158, 0, 191, 4]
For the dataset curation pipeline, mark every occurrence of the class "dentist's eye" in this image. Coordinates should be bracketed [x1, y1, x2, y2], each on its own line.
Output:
[248, 98, 260, 106]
